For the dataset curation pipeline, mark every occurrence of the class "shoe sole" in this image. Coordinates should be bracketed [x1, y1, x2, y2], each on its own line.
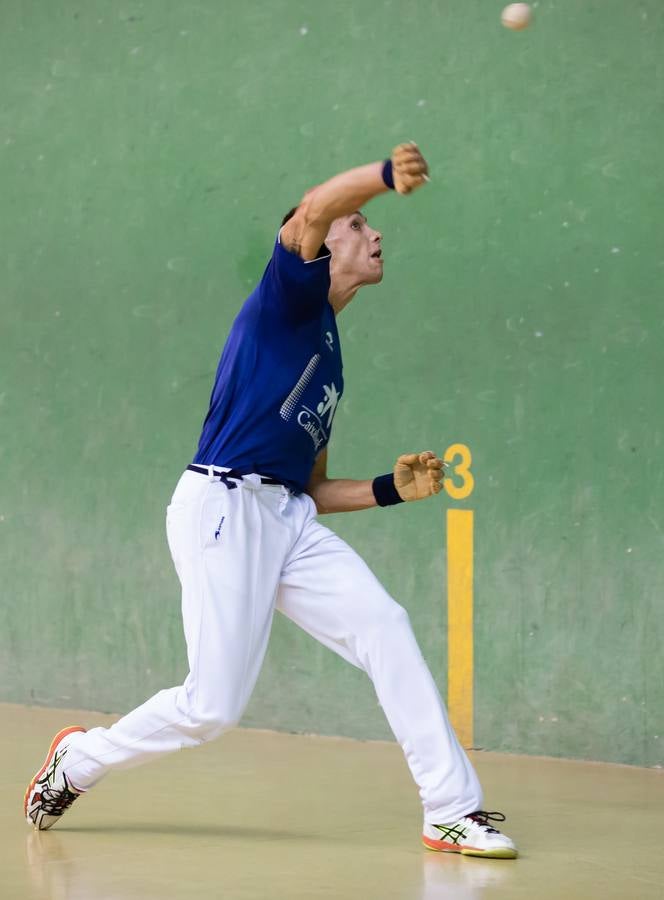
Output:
[422, 835, 518, 859]
[24, 725, 86, 827]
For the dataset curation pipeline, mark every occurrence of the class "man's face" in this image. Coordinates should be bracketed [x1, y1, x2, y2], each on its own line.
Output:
[326, 212, 383, 288]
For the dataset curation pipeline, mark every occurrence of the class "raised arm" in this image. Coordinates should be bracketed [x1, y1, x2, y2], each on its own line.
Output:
[281, 143, 429, 261]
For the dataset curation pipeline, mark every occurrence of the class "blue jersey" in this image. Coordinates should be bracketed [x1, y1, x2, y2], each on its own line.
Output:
[193, 233, 343, 493]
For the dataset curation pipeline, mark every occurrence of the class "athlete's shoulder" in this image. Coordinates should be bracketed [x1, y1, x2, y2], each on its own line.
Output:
[273, 227, 331, 271]
[260, 229, 331, 323]
[280, 196, 331, 263]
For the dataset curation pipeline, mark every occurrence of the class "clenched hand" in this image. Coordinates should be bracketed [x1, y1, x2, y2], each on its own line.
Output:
[391, 142, 429, 195]
[394, 451, 445, 502]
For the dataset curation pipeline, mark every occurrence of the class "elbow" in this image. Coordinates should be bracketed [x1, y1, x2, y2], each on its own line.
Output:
[299, 191, 332, 231]
[306, 484, 327, 515]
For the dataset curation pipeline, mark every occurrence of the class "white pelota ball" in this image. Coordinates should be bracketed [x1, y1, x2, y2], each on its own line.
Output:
[501, 3, 532, 31]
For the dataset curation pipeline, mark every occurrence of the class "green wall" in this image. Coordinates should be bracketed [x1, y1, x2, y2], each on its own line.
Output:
[1, 1, 662, 767]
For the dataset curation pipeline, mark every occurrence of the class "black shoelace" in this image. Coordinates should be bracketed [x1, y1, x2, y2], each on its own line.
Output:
[467, 810, 506, 834]
[40, 786, 80, 816]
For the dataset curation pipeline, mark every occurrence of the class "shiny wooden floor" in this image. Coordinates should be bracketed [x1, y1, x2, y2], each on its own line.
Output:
[3, 703, 663, 900]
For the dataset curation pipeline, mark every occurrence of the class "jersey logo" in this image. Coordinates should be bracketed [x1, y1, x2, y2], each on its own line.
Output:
[280, 358, 341, 450]
[316, 383, 340, 429]
[296, 382, 340, 451]
[280, 355, 321, 422]
[325, 331, 334, 352]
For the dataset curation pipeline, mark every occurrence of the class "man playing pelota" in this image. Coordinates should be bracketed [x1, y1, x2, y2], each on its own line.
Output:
[25, 142, 517, 859]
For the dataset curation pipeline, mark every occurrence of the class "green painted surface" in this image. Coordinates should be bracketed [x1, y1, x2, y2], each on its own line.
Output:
[1, 1, 662, 766]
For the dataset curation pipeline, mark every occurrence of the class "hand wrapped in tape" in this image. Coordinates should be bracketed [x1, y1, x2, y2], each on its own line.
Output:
[392, 142, 430, 195]
[394, 451, 445, 502]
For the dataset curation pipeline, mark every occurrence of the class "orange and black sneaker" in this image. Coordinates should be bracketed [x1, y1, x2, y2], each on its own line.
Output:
[422, 810, 518, 858]
[24, 726, 86, 830]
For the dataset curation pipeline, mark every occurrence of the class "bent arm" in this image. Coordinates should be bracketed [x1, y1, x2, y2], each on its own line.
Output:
[281, 143, 429, 261]
[305, 448, 378, 514]
[281, 162, 388, 261]
[305, 447, 446, 514]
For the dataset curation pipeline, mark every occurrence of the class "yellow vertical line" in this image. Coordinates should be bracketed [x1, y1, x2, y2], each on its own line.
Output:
[447, 508, 474, 748]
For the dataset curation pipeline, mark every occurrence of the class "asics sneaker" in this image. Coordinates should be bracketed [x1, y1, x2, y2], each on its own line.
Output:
[422, 810, 518, 858]
[24, 726, 86, 830]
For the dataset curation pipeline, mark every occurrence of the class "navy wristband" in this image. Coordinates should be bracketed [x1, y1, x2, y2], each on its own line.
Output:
[381, 159, 395, 190]
[372, 473, 404, 507]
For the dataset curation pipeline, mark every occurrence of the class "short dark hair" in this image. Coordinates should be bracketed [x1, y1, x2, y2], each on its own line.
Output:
[281, 206, 298, 226]
[280, 205, 329, 259]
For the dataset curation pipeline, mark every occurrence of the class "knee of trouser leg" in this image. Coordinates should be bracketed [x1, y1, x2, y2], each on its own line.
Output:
[383, 602, 412, 633]
[360, 602, 415, 660]
[188, 704, 242, 742]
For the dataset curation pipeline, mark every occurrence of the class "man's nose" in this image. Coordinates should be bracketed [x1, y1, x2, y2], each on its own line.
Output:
[372, 229, 382, 242]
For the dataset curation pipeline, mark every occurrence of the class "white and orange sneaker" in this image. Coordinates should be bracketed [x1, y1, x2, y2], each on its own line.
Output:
[422, 810, 518, 858]
[24, 726, 86, 830]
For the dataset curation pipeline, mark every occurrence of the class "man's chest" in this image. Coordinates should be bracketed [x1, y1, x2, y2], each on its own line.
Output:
[276, 321, 343, 449]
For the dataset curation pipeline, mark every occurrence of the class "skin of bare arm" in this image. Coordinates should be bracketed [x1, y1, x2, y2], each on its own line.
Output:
[281, 144, 429, 262]
[305, 448, 377, 514]
[281, 162, 388, 261]
[306, 448, 445, 515]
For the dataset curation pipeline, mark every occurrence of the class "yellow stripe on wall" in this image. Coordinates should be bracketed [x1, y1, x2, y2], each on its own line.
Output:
[447, 508, 474, 748]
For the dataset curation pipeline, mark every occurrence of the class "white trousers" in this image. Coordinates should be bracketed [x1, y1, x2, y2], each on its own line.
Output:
[65, 470, 482, 824]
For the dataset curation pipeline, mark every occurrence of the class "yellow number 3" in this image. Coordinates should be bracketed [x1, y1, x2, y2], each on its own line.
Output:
[443, 443, 474, 500]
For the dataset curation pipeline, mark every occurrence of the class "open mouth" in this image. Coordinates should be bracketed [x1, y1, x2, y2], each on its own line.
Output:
[371, 249, 383, 260]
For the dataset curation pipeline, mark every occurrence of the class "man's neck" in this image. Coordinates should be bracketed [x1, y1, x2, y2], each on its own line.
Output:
[328, 280, 361, 315]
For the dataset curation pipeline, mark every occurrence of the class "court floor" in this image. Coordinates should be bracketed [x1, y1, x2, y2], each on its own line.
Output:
[3, 703, 663, 899]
